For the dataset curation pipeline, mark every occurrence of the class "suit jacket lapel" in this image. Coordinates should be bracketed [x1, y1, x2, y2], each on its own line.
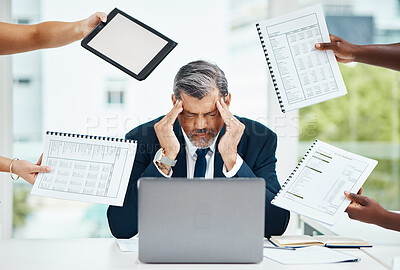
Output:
[172, 119, 187, 177]
[214, 124, 226, 178]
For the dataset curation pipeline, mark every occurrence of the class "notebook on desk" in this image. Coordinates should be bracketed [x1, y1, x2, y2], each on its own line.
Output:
[137, 178, 265, 263]
[269, 235, 372, 248]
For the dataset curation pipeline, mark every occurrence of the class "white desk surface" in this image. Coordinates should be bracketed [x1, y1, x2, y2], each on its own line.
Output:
[300, 215, 400, 269]
[0, 238, 393, 270]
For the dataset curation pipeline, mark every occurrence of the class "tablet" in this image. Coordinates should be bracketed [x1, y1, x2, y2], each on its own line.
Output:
[81, 8, 177, 81]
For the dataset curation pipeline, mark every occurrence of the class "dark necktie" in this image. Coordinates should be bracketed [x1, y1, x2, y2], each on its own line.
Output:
[194, 148, 210, 178]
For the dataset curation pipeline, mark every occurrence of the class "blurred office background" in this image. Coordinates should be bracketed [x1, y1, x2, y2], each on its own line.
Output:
[4, 0, 400, 240]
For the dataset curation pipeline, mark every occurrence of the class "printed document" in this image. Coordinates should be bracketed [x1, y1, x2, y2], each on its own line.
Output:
[256, 5, 347, 112]
[263, 246, 360, 264]
[31, 132, 137, 206]
[272, 140, 377, 225]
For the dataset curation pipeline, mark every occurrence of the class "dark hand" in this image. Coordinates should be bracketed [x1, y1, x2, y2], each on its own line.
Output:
[315, 34, 359, 63]
[344, 188, 387, 224]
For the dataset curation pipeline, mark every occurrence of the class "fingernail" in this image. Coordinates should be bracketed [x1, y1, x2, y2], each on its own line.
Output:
[344, 190, 350, 196]
[46, 167, 52, 172]
[315, 43, 321, 48]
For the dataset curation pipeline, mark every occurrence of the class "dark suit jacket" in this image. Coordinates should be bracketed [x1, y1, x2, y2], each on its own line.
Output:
[107, 116, 290, 238]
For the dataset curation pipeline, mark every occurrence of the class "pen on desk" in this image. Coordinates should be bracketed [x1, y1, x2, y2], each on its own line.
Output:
[343, 258, 361, 262]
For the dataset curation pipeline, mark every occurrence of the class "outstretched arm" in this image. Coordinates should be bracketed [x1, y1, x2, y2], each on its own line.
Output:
[345, 190, 400, 232]
[0, 12, 106, 55]
[315, 34, 400, 71]
[0, 155, 51, 185]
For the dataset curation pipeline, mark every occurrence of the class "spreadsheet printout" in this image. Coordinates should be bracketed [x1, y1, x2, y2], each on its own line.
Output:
[31, 132, 137, 206]
[256, 5, 347, 112]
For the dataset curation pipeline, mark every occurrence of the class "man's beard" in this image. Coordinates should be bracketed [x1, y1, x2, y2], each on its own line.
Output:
[187, 128, 218, 148]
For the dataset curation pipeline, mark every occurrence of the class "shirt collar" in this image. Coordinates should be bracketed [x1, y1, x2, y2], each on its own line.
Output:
[181, 127, 218, 158]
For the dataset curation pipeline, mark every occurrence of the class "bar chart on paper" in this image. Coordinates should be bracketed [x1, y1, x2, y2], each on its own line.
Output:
[271, 140, 377, 225]
[31, 132, 137, 206]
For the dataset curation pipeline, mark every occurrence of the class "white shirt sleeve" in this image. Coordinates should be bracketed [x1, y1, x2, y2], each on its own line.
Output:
[153, 160, 173, 178]
[222, 154, 243, 178]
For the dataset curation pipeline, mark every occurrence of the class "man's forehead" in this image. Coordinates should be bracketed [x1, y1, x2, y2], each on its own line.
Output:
[180, 91, 220, 113]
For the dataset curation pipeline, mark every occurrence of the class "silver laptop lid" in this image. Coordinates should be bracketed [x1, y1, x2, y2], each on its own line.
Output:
[138, 178, 265, 263]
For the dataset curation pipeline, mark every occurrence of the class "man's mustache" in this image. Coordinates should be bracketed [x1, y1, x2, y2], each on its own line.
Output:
[189, 129, 217, 136]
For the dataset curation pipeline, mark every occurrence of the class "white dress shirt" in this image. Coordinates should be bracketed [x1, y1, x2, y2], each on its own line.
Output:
[154, 128, 243, 178]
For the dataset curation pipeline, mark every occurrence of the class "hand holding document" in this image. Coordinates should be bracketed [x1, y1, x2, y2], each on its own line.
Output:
[31, 131, 137, 206]
[256, 5, 347, 112]
[272, 140, 377, 225]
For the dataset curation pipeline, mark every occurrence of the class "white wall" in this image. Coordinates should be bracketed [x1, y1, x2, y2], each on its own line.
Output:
[41, 0, 230, 138]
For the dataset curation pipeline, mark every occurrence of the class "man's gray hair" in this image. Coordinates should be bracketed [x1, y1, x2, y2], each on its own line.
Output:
[173, 60, 228, 100]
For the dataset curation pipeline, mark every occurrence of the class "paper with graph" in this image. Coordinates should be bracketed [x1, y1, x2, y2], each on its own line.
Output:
[271, 140, 377, 225]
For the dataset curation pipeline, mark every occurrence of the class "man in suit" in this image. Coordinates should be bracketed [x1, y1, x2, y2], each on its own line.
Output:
[107, 60, 290, 238]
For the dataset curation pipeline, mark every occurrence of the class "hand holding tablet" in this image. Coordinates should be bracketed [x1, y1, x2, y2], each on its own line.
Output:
[81, 8, 177, 80]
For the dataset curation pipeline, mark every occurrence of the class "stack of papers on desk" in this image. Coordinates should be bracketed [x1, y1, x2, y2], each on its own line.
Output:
[263, 246, 360, 264]
[269, 235, 372, 248]
[116, 238, 138, 252]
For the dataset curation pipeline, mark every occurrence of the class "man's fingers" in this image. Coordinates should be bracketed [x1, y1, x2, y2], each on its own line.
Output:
[344, 191, 368, 206]
[165, 100, 183, 124]
[216, 99, 233, 123]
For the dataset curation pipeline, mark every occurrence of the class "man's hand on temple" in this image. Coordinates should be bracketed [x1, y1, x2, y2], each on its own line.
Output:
[216, 98, 245, 171]
[154, 100, 183, 160]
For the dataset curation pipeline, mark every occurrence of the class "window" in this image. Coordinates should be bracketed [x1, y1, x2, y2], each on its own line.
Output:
[298, 1, 400, 211]
[106, 79, 126, 105]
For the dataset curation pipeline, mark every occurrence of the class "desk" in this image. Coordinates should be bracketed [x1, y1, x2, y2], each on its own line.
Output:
[0, 238, 392, 270]
[301, 216, 400, 269]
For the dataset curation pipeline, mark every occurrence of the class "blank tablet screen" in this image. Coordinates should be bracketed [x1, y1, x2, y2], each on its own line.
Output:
[87, 13, 168, 75]
[82, 8, 177, 80]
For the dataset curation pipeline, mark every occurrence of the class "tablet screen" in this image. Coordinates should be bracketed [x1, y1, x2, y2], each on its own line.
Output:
[87, 13, 168, 74]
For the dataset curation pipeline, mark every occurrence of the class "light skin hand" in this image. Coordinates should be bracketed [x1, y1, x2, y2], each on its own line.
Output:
[315, 34, 359, 63]
[216, 97, 245, 171]
[0, 12, 106, 55]
[12, 154, 52, 185]
[154, 100, 183, 162]
[77, 12, 107, 39]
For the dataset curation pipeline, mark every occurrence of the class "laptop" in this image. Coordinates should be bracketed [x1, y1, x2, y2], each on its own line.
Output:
[137, 178, 265, 263]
